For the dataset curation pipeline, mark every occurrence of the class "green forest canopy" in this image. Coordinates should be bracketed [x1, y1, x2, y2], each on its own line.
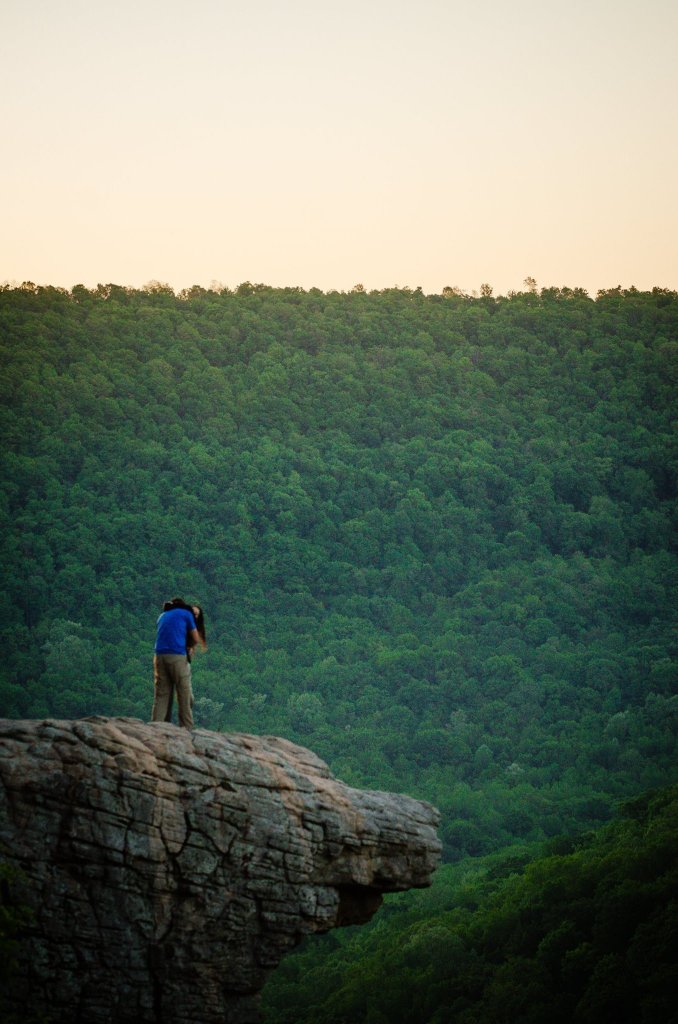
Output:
[263, 785, 678, 1024]
[2, 280, 676, 1022]
[1, 280, 676, 864]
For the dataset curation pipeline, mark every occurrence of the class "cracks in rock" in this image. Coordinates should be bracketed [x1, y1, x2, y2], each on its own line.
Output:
[1, 719, 441, 1024]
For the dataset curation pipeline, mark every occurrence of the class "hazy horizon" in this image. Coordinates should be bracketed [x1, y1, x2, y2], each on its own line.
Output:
[3, 0, 677, 297]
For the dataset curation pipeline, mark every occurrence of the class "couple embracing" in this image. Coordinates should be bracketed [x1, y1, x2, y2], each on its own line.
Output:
[152, 597, 207, 729]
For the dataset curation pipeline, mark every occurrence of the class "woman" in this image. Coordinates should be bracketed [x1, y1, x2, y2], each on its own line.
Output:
[187, 604, 207, 661]
[185, 603, 207, 714]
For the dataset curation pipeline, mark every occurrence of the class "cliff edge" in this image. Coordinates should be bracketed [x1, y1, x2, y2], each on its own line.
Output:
[0, 717, 440, 1023]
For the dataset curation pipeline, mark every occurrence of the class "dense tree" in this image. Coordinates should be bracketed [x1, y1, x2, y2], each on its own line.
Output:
[0, 283, 676, 859]
[262, 786, 678, 1023]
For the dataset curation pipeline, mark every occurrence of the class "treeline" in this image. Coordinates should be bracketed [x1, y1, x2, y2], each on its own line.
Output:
[262, 785, 678, 1024]
[1, 282, 676, 860]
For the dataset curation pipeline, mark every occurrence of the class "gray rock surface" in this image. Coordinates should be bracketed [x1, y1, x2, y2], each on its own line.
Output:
[0, 717, 440, 1023]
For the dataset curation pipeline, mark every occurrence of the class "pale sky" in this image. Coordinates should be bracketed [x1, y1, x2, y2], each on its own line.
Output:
[2, 0, 677, 295]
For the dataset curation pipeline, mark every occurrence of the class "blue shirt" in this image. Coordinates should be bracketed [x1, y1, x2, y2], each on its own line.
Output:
[155, 608, 197, 655]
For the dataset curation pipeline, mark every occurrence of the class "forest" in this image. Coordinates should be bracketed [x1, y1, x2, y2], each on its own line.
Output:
[263, 785, 678, 1023]
[1, 280, 676, 1019]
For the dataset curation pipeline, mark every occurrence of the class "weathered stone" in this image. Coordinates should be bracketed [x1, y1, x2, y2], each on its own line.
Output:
[0, 717, 440, 1023]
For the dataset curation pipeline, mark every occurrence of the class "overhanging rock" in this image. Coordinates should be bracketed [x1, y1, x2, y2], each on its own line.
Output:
[0, 717, 441, 1023]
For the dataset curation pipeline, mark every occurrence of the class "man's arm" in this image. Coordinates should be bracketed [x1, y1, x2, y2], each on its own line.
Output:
[189, 628, 206, 650]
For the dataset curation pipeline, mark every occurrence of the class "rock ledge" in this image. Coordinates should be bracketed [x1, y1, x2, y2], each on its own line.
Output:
[0, 717, 440, 1023]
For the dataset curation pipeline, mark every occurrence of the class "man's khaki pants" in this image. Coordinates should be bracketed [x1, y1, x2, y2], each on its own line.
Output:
[152, 654, 194, 729]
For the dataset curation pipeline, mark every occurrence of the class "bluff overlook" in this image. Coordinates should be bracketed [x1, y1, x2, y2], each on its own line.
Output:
[0, 717, 441, 1023]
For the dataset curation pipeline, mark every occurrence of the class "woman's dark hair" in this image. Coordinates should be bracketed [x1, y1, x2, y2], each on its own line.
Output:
[192, 605, 207, 645]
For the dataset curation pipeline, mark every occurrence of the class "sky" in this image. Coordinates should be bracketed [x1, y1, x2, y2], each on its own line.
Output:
[2, 0, 677, 296]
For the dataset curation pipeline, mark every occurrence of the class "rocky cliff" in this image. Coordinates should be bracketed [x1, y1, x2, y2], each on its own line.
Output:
[0, 717, 440, 1023]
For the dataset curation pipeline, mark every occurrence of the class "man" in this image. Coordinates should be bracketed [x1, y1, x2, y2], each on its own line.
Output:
[151, 598, 202, 729]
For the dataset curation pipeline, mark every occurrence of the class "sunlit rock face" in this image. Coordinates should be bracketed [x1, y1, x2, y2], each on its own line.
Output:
[0, 717, 441, 1024]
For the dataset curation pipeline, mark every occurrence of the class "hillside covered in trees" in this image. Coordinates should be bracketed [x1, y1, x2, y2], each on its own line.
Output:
[1, 281, 676, 1018]
[263, 784, 678, 1024]
[1, 281, 676, 855]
